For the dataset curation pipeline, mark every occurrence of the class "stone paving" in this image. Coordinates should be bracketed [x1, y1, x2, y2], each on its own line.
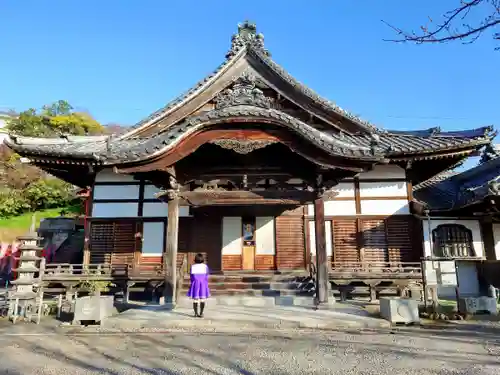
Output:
[98, 302, 391, 332]
[0, 326, 499, 374]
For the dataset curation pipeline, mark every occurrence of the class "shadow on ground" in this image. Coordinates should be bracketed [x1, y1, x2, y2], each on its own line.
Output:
[6, 327, 500, 374]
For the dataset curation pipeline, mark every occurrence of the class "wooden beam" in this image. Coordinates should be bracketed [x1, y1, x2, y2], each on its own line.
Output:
[354, 178, 361, 214]
[480, 219, 497, 260]
[158, 189, 333, 206]
[313, 195, 329, 305]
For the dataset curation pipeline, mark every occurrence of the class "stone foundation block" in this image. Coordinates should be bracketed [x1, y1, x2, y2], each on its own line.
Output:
[380, 297, 420, 324]
[458, 297, 498, 315]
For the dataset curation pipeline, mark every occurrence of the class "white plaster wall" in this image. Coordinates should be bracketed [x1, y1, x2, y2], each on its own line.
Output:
[142, 202, 190, 217]
[493, 224, 500, 260]
[360, 200, 409, 215]
[255, 217, 275, 255]
[222, 217, 242, 255]
[93, 185, 140, 200]
[422, 219, 484, 258]
[144, 184, 161, 199]
[308, 221, 333, 257]
[95, 169, 136, 183]
[92, 202, 138, 218]
[359, 181, 407, 198]
[142, 222, 164, 256]
[308, 200, 357, 216]
[358, 165, 406, 180]
[332, 182, 355, 198]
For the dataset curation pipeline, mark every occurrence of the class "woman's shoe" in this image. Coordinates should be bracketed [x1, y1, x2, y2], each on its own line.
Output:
[193, 302, 199, 317]
[198, 301, 205, 318]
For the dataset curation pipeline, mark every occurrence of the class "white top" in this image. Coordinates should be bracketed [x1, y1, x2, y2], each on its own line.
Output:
[191, 263, 208, 274]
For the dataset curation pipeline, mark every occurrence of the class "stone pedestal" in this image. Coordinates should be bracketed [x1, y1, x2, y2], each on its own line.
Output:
[73, 295, 114, 325]
[380, 297, 420, 324]
[458, 297, 498, 315]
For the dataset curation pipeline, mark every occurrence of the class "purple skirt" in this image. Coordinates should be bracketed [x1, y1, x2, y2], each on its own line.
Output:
[187, 274, 211, 299]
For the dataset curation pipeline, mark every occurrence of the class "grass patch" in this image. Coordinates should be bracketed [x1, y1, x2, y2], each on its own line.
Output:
[0, 208, 65, 242]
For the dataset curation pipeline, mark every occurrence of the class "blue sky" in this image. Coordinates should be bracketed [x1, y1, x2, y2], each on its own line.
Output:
[1, 0, 498, 166]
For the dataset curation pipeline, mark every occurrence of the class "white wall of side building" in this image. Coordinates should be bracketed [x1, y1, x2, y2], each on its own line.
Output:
[421, 219, 485, 259]
[422, 218, 485, 299]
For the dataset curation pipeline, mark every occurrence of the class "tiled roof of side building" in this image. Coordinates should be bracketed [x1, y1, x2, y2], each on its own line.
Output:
[414, 148, 500, 211]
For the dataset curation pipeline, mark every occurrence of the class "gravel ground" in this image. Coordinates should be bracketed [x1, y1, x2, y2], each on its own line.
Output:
[0, 327, 499, 374]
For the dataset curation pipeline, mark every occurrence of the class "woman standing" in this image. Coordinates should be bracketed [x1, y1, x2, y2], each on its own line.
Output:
[186, 253, 211, 317]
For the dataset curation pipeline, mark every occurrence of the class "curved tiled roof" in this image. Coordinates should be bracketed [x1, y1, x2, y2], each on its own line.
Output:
[4, 111, 494, 166]
[414, 154, 500, 211]
[5, 106, 384, 164]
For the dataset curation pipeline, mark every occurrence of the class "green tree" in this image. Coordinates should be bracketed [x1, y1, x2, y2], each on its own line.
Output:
[0, 145, 43, 189]
[6, 100, 104, 137]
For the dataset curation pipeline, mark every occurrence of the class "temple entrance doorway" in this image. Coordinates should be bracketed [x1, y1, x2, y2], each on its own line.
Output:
[242, 216, 256, 270]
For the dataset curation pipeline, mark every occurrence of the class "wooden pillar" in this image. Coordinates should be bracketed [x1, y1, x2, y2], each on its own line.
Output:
[480, 218, 497, 260]
[313, 195, 329, 304]
[164, 196, 179, 304]
[83, 187, 94, 266]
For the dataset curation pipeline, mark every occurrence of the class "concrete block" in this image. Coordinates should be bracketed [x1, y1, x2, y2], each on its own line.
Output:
[380, 297, 420, 324]
[458, 297, 498, 315]
[73, 295, 114, 325]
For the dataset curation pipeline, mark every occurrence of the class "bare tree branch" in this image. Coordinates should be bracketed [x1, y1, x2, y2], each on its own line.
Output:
[383, 0, 500, 48]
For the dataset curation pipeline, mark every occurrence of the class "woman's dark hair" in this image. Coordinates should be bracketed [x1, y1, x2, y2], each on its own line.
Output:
[194, 253, 205, 264]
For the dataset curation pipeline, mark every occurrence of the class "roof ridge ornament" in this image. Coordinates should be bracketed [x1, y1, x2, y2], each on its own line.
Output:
[480, 143, 500, 164]
[214, 71, 274, 109]
[226, 20, 270, 59]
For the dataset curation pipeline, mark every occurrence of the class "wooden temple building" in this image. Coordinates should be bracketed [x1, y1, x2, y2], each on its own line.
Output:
[4, 21, 496, 304]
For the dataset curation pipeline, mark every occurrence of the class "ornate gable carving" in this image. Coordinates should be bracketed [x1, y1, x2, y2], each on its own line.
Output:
[214, 71, 274, 110]
[209, 139, 277, 154]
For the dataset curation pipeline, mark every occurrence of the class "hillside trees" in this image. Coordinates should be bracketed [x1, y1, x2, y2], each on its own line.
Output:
[0, 100, 105, 218]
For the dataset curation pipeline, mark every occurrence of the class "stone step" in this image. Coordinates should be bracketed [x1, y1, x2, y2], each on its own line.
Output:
[181, 281, 315, 291]
[208, 289, 315, 297]
[185, 274, 310, 283]
[176, 295, 332, 308]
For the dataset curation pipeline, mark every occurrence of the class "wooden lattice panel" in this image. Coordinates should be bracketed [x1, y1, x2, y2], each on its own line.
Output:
[360, 219, 389, 264]
[332, 219, 359, 265]
[386, 216, 419, 263]
[276, 215, 305, 269]
[89, 221, 137, 267]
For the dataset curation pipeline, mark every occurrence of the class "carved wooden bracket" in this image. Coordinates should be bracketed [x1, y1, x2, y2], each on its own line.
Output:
[321, 190, 339, 201]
